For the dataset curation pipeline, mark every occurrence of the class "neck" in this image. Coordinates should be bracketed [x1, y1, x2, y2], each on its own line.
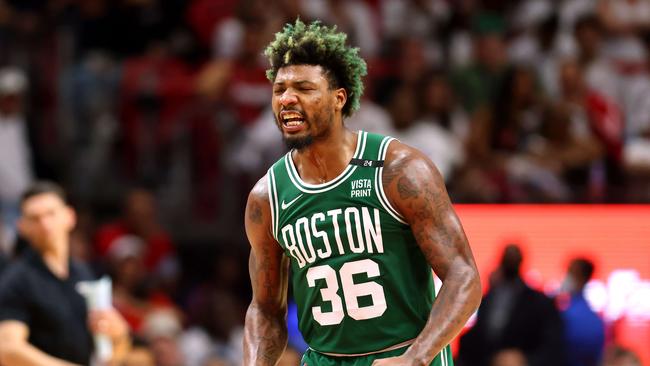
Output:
[39, 239, 69, 279]
[293, 126, 357, 184]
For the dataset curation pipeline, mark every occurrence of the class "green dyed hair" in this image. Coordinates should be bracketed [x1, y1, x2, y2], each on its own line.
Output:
[264, 19, 367, 117]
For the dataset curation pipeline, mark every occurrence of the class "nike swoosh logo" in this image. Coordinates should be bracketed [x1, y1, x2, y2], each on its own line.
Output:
[281, 194, 303, 210]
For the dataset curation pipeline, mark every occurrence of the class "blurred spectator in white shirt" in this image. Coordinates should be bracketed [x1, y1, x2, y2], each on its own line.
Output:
[574, 14, 620, 103]
[412, 71, 469, 181]
[0, 67, 32, 253]
[380, 0, 447, 64]
[309, 0, 380, 59]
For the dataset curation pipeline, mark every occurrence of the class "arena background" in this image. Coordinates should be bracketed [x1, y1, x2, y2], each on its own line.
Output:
[0, 0, 649, 365]
[455, 205, 650, 365]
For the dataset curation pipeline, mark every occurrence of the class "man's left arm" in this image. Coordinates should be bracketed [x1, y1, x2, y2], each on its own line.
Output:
[375, 142, 482, 366]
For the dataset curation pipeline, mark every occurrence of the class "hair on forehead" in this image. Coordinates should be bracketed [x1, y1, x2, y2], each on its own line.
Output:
[264, 19, 367, 117]
[20, 181, 67, 206]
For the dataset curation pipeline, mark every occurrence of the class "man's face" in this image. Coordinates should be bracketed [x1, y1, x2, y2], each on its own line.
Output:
[271, 64, 344, 150]
[18, 193, 75, 251]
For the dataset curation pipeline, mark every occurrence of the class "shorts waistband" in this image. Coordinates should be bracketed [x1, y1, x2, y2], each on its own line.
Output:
[309, 338, 415, 357]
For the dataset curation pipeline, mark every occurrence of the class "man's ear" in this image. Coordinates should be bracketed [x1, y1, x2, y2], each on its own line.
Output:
[64, 206, 77, 231]
[334, 88, 347, 112]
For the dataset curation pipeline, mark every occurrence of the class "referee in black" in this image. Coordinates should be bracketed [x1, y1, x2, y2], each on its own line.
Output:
[0, 182, 130, 365]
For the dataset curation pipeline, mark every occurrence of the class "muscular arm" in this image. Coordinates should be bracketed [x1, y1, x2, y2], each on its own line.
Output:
[243, 176, 290, 366]
[382, 142, 482, 365]
[0, 321, 80, 366]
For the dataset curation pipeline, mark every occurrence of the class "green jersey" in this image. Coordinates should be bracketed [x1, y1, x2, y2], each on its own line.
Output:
[267, 131, 453, 364]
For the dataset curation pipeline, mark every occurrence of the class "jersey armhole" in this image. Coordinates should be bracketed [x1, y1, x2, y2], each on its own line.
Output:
[374, 137, 408, 225]
[267, 169, 280, 241]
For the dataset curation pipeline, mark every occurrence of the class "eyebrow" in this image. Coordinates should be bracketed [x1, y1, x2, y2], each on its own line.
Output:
[273, 80, 317, 87]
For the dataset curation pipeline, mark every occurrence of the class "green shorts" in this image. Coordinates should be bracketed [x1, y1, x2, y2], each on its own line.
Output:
[301, 344, 453, 366]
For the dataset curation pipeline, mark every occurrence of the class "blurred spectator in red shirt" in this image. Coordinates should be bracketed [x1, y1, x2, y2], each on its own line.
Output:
[96, 188, 175, 273]
[558, 58, 625, 200]
[118, 38, 195, 184]
[105, 233, 176, 332]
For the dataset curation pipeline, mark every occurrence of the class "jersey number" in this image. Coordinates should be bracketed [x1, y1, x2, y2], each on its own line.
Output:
[306, 259, 387, 326]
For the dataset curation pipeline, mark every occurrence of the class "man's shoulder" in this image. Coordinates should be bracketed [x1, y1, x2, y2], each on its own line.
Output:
[0, 253, 37, 276]
[0, 256, 36, 296]
[247, 173, 272, 212]
[383, 139, 440, 178]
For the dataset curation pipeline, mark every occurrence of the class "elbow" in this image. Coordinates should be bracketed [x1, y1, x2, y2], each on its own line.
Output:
[458, 264, 482, 313]
[469, 267, 482, 311]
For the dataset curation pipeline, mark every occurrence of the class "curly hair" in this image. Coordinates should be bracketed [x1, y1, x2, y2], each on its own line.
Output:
[264, 19, 367, 117]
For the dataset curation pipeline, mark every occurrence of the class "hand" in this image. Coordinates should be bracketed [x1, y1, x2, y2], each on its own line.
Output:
[371, 355, 421, 366]
[88, 308, 130, 341]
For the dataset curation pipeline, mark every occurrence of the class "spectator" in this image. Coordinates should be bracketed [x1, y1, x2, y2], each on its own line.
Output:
[140, 308, 186, 366]
[597, 0, 648, 128]
[558, 257, 605, 366]
[558, 58, 625, 200]
[381, 0, 450, 49]
[106, 234, 176, 333]
[314, 0, 380, 58]
[531, 103, 604, 201]
[621, 33, 650, 200]
[457, 244, 567, 366]
[465, 65, 560, 202]
[0, 181, 130, 365]
[0, 67, 32, 251]
[416, 71, 468, 179]
[183, 253, 246, 365]
[117, 37, 195, 185]
[573, 13, 620, 102]
[451, 12, 510, 114]
[96, 188, 176, 274]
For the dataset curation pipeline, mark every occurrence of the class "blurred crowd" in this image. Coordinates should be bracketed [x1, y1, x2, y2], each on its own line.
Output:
[0, 0, 649, 365]
[457, 244, 642, 366]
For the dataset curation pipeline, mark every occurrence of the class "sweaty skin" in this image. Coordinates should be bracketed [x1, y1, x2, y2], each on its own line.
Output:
[243, 64, 481, 366]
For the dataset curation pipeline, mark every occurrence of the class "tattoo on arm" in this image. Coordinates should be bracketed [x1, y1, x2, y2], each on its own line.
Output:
[248, 201, 263, 224]
[383, 147, 481, 363]
[397, 176, 419, 200]
[244, 184, 288, 366]
[245, 248, 288, 365]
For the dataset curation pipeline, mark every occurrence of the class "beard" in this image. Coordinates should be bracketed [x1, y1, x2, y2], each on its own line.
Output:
[277, 107, 333, 151]
[283, 134, 314, 150]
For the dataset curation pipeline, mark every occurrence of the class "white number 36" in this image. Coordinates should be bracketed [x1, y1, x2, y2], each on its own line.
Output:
[306, 259, 387, 326]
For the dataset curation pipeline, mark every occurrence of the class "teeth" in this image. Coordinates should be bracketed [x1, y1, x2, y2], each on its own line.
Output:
[286, 121, 303, 126]
[282, 112, 302, 120]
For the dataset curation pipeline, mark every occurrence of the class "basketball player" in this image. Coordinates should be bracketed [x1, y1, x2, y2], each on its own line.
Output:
[243, 20, 481, 366]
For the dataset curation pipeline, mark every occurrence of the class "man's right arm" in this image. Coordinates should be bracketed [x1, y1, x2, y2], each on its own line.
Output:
[0, 321, 80, 366]
[243, 176, 290, 366]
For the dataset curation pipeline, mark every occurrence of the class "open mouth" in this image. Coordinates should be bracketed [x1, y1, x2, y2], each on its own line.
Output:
[280, 111, 306, 132]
